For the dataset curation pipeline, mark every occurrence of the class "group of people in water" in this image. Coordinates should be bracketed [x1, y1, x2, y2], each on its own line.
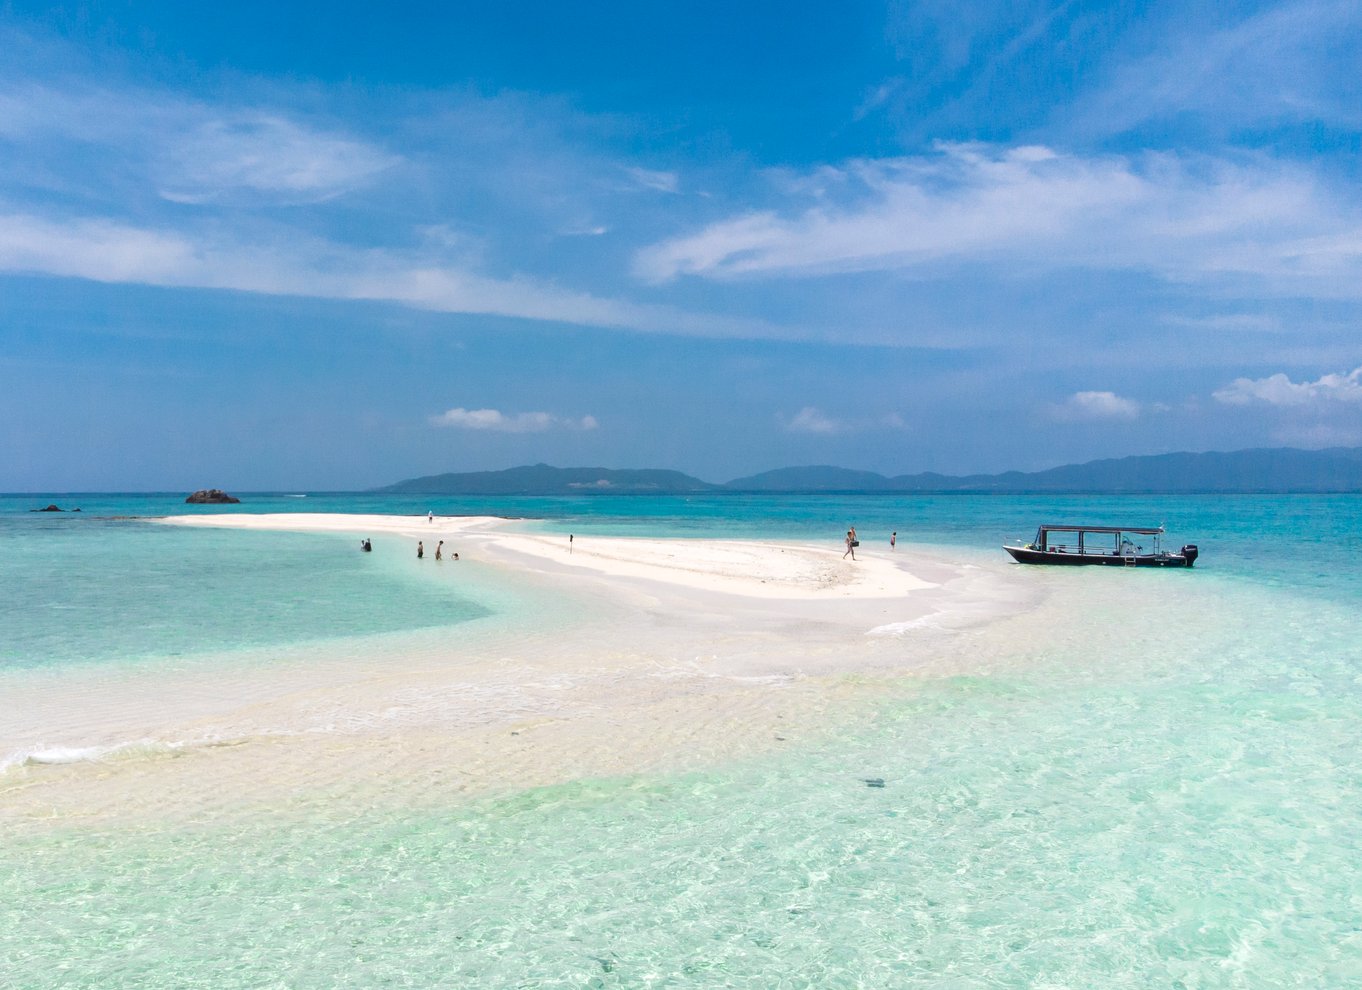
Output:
[358, 537, 460, 561]
[415, 540, 458, 561]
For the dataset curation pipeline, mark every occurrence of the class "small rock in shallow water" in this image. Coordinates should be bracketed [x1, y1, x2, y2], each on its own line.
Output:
[863, 778, 886, 788]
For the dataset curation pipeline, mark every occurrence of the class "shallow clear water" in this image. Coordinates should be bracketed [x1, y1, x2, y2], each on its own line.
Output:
[2, 493, 1360, 987]
[0, 515, 489, 671]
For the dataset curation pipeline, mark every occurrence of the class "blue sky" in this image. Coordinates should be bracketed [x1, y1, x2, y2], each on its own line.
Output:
[1, 1, 1359, 490]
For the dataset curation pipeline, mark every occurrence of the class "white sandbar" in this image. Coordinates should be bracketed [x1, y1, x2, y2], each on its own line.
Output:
[1, 513, 1035, 825]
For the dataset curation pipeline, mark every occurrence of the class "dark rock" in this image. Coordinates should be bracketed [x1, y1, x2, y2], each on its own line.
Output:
[33, 504, 63, 512]
[185, 489, 241, 504]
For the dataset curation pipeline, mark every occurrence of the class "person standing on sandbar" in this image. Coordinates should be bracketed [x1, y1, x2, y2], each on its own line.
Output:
[843, 529, 856, 559]
[417, 541, 424, 559]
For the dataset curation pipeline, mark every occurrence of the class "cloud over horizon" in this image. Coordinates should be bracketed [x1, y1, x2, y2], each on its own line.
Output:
[1214, 366, 1362, 406]
[1053, 391, 1143, 421]
[430, 407, 600, 433]
[781, 407, 909, 435]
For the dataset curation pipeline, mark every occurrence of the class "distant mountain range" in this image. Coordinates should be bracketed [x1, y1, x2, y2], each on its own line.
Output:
[374, 447, 1362, 495]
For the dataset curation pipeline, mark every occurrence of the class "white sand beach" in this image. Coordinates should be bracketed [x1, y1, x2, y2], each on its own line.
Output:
[1, 514, 1034, 825]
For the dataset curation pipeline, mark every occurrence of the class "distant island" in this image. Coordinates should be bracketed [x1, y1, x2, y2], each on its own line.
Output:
[374, 447, 1362, 495]
[186, 489, 241, 504]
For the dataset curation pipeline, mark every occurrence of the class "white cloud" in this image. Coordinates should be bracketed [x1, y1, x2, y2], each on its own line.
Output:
[0, 214, 198, 282]
[785, 406, 841, 434]
[1055, 391, 1142, 420]
[1213, 367, 1362, 406]
[633, 144, 1362, 295]
[429, 407, 599, 432]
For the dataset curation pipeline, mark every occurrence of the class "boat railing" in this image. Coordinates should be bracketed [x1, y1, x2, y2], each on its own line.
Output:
[1041, 541, 1130, 557]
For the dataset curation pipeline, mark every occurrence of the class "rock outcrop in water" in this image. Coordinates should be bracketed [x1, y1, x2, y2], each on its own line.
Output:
[185, 489, 240, 504]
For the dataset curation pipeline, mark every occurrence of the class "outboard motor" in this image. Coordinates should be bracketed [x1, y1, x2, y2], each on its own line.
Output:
[1181, 544, 1199, 567]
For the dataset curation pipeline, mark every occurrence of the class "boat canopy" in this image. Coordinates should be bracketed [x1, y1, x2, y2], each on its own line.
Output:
[1036, 524, 1163, 536]
[1029, 524, 1166, 554]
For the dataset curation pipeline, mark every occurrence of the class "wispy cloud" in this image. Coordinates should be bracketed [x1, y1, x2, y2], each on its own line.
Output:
[1066, 0, 1362, 138]
[634, 143, 1362, 295]
[1213, 367, 1362, 406]
[0, 80, 399, 205]
[0, 211, 795, 337]
[624, 166, 679, 194]
[1269, 422, 1362, 448]
[158, 114, 401, 204]
[0, 59, 808, 339]
[429, 407, 599, 432]
[1161, 313, 1283, 334]
[781, 406, 908, 434]
[785, 406, 841, 434]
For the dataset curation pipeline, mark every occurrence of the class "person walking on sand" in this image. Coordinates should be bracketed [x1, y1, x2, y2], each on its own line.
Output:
[417, 541, 424, 559]
[435, 540, 443, 561]
[569, 534, 574, 555]
[843, 529, 857, 560]
[890, 531, 896, 550]
[428, 510, 434, 523]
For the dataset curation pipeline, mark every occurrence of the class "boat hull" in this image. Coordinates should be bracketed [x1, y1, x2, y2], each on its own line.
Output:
[1004, 545, 1197, 567]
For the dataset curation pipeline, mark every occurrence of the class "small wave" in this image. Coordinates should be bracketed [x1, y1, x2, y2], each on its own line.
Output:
[868, 614, 941, 636]
[283, 494, 308, 498]
[3, 739, 186, 772]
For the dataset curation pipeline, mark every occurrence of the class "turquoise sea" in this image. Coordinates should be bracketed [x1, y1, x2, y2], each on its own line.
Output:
[3, 492, 1361, 987]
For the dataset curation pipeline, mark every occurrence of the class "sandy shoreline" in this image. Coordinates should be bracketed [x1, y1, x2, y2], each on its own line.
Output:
[2, 513, 1036, 825]
[163, 511, 937, 599]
